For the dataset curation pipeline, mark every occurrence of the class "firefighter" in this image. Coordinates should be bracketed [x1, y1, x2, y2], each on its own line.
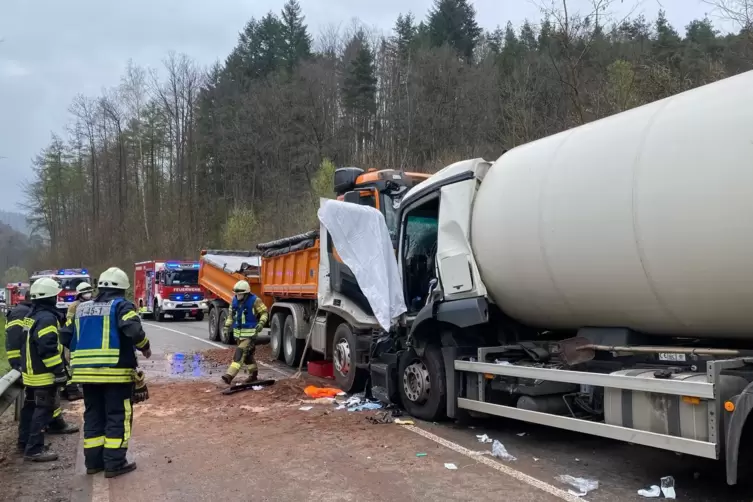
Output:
[19, 278, 79, 462]
[221, 280, 268, 385]
[60, 282, 93, 401]
[68, 266, 151, 477]
[5, 289, 31, 372]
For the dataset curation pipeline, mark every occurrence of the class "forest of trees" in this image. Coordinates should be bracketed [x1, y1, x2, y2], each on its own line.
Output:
[23, 0, 753, 274]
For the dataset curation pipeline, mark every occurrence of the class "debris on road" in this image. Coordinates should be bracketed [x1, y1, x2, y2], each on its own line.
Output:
[660, 476, 676, 499]
[476, 434, 493, 443]
[555, 475, 599, 497]
[394, 419, 414, 425]
[491, 440, 517, 461]
[416, 453, 427, 457]
[298, 406, 313, 411]
[517, 432, 527, 437]
[637, 485, 661, 498]
[444, 463, 458, 470]
[303, 385, 343, 398]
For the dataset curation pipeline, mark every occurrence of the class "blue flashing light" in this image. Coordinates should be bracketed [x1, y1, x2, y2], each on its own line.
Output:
[192, 294, 201, 301]
[81, 269, 88, 275]
[166, 262, 181, 269]
[175, 294, 184, 301]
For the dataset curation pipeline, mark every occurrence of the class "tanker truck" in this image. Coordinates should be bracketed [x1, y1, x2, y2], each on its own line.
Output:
[304, 70, 753, 485]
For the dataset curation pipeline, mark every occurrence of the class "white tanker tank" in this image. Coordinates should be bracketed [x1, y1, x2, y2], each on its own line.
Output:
[471, 70, 753, 339]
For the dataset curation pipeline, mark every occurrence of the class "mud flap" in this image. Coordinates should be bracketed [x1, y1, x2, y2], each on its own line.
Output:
[222, 379, 275, 395]
[726, 381, 753, 485]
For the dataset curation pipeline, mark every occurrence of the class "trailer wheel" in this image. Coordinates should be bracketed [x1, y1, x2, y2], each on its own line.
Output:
[195, 311, 204, 322]
[208, 307, 220, 341]
[398, 345, 447, 421]
[219, 309, 234, 345]
[269, 312, 285, 361]
[154, 303, 165, 323]
[283, 315, 304, 367]
[332, 323, 366, 393]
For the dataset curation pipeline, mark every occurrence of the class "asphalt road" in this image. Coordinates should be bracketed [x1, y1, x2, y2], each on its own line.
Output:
[134, 320, 750, 501]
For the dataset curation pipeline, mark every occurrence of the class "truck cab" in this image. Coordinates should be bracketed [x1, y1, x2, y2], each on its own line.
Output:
[134, 261, 205, 322]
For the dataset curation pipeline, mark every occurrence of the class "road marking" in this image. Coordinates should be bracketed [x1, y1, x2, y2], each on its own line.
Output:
[259, 361, 294, 377]
[401, 424, 588, 502]
[143, 323, 225, 349]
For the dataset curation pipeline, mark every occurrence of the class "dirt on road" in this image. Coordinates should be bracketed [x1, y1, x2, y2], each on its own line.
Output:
[107, 377, 560, 502]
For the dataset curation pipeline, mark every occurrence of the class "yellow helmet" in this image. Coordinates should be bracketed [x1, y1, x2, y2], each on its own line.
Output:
[98, 267, 130, 290]
[30, 277, 62, 300]
[233, 280, 251, 296]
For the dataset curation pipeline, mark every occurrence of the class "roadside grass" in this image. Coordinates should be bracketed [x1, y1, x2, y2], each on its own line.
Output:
[0, 314, 9, 374]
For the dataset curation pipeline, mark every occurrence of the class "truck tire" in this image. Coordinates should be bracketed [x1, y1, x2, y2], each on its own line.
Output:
[269, 312, 285, 361]
[208, 307, 220, 341]
[283, 315, 304, 367]
[332, 323, 366, 393]
[195, 311, 204, 322]
[219, 309, 234, 345]
[398, 345, 447, 421]
[154, 303, 165, 323]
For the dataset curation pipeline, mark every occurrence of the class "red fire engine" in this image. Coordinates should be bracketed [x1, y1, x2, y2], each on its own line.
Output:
[5, 282, 30, 311]
[30, 268, 92, 314]
[134, 261, 205, 322]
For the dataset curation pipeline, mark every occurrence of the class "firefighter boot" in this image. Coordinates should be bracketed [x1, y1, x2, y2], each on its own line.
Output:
[221, 374, 234, 385]
[243, 371, 259, 384]
[47, 422, 80, 435]
[25, 446, 59, 463]
[105, 461, 137, 479]
[62, 384, 83, 401]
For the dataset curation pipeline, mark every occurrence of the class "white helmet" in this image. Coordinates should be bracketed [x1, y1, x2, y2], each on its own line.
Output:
[233, 280, 251, 296]
[98, 267, 130, 290]
[76, 282, 94, 294]
[30, 277, 62, 300]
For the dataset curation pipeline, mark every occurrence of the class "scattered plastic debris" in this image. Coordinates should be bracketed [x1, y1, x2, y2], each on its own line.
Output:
[517, 432, 527, 437]
[204, 389, 213, 393]
[494, 360, 512, 365]
[348, 402, 382, 412]
[304, 385, 344, 398]
[394, 419, 414, 425]
[660, 476, 676, 499]
[476, 434, 493, 444]
[367, 411, 393, 424]
[637, 485, 661, 498]
[344, 395, 363, 407]
[416, 453, 427, 457]
[444, 463, 458, 470]
[555, 475, 599, 497]
[335, 404, 346, 410]
[252, 385, 263, 391]
[298, 406, 313, 411]
[492, 440, 517, 461]
[533, 457, 540, 462]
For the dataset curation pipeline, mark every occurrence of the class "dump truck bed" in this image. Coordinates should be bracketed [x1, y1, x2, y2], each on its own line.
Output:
[258, 231, 319, 300]
[199, 250, 273, 308]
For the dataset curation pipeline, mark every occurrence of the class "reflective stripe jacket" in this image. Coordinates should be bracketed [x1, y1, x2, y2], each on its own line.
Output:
[69, 290, 150, 384]
[5, 301, 31, 370]
[66, 299, 81, 326]
[21, 304, 65, 387]
[225, 294, 268, 339]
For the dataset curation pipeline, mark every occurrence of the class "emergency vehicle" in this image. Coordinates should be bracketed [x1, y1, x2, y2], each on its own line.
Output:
[30, 268, 92, 313]
[3, 282, 30, 313]
[134, 261, 205, 322]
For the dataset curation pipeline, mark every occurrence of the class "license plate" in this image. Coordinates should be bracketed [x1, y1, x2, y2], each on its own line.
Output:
[658, 353, 686, 362]
[180, 303, 194, 308]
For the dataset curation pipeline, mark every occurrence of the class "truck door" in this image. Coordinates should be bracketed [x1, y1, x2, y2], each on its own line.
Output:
[146, 271, 154, 311]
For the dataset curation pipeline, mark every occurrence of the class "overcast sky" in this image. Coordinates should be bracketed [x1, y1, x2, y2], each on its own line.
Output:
[0, 0, 726, 211]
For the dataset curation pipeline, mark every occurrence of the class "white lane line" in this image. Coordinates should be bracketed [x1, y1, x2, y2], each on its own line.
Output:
[259, 361, 294, 377]
[143, 322, 225, 349]
[401, 425, 587, 502]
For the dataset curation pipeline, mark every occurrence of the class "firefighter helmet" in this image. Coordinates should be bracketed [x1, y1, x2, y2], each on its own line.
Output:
[233, 280, 251, 296]
[98, 267, 130, 290]
[30, 277, 62, 300]
[76, 282, 94, 294]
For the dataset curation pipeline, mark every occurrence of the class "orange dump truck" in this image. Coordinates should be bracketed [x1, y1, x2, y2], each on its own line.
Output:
[198, 250, 273, 344]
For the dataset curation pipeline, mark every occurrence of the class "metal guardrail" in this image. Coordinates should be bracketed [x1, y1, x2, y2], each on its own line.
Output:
[0, 369, 23, 420]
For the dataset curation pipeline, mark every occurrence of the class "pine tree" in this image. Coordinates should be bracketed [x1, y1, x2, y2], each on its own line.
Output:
[280, 0, 312, 70]
[427, 0, 482, 62]
[393, 13, 417, 60]
[343, 34, 377, 117]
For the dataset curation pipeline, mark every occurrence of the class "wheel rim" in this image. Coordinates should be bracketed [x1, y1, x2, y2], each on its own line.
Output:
[403, 360, 431, 403]
[271, 326, 280, 354]
[209, 313, 217, 337]
[334, 339, 351, 376]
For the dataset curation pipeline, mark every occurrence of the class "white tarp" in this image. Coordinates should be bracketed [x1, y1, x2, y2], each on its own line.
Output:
[202, 254, 261, 275]
[318, 199, 407, 331]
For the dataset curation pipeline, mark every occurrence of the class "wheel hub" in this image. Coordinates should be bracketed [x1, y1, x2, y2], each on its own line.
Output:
[333, 340, 351, 376]
[403, 361, 430, 403]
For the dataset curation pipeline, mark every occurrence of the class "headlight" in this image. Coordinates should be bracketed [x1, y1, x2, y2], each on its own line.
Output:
[164, 301, 174, 308]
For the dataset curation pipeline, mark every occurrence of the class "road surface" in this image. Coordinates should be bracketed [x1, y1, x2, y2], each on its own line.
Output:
[2, 319, 750, 501]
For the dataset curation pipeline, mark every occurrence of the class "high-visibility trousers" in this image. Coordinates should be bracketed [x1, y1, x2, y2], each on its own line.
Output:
[81, 383, 133, 471]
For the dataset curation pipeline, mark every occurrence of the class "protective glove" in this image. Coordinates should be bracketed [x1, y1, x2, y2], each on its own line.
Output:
[54, 370, 68, 386]
[132, 369, 149, 403]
